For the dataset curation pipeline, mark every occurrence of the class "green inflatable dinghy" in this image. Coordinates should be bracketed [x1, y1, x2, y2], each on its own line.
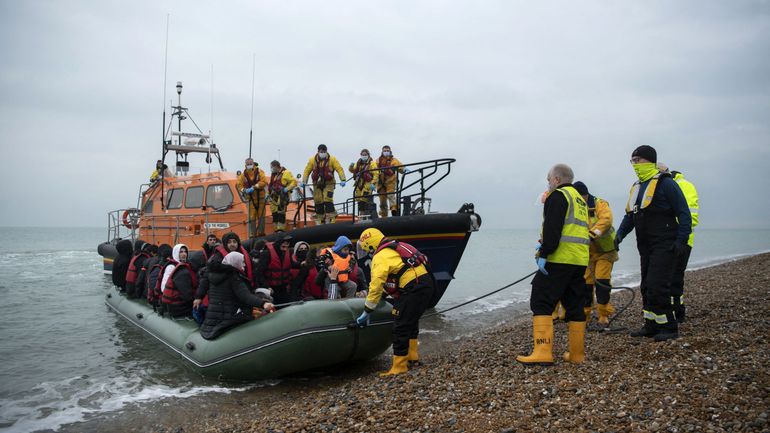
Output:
[105, 288, 394, 381]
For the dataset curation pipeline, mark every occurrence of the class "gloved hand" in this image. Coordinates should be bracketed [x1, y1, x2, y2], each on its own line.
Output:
[299, 181, 306, 188]
[614, 237, 621, 252]
[282, 187, 288, 194]
[535, 241, 542, 252]
[244, 187, 254, 194]
[536, 257, 549, 275]
[671, 241, 688, 257]
[370, 184, 376, 192]
[339, 181, 347, 187]
[356, 311, 370, 328]
[403, 168, 411, 174]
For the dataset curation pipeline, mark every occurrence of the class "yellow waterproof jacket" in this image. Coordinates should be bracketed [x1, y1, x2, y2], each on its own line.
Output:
[673, 172, 699, 246]
[365, 247, 428, 311]
[268, 168, 297, 195]
[376, 155, 403, 187]
[349, 159, 379, 193]
[588, 197, 616, 254]
[237, 167, 267, 201]
[302, 155, 346, 185]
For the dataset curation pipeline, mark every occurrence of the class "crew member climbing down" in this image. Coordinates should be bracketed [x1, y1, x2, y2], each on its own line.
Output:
[349, 149, 379, 217]
[237, 158, 268, 238]
[355, 228, 435, 376]
[518, 163, 590, 366]
[267, 160, 297, 232]
[301, 144, 346, 225]
[573, 181, 618, 326]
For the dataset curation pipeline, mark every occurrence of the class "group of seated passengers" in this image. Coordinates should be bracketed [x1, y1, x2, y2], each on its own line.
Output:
[112, 232, 368, 339]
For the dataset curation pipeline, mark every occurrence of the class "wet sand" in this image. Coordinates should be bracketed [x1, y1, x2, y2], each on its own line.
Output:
[77, 253, 770, 432]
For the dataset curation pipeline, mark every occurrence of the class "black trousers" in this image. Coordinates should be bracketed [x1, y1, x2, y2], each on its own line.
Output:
[530, 262, 587, 322]
[670, 244, 692, 319]
[391, 279, 434, 356]
[639, 244, 677, 331]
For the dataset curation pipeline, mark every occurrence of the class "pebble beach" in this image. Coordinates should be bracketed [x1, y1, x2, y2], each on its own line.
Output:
[101, 253, 770, 433]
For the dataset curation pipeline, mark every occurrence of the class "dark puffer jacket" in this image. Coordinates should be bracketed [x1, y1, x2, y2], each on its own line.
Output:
[200, 265, 270, 340]
[164, 264, 195, 318]
[112, 239, 133, 290]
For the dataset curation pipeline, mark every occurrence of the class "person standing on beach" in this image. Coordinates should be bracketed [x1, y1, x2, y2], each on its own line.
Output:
[517, 164, 590, 366]
[615, 146, 692, 342]
[355, 228, 435, 376]
[238, 158, 268, 238]
[572, 181, 619, 326]
[657, 163, 699, 323]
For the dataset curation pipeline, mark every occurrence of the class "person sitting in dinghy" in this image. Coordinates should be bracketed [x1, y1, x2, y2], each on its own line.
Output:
[160, 244, 197, 318]
[199, 252, 275, 340]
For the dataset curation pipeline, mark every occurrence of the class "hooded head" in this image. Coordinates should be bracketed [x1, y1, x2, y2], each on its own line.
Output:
[116, 239, 133, 256]
[332, 235, 352, 257]
[572, 181, 589, 197]
[172, 244, 188, 263]
[222, 251, 245, 271]
[221, 232, 241, 253]
[133, 240, 146, 254]
[158, 244, 173, 259]
[293, 241, 310, 261]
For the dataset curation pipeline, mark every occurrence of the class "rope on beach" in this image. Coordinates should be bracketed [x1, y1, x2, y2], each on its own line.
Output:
[423, 271, 538, 318]
[590, 281, 636, 333]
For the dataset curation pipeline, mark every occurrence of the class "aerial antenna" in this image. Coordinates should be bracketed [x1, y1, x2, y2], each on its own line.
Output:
[160, 13, 170, 211]
[209, 63, 214, 172]
[248, 53, 256, 158]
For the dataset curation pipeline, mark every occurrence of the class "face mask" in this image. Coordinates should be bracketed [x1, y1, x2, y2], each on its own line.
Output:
[271, 166, 279, 173]
[360, 155, 369, 161]
[296, 250, 308, 261]
[382, 151, 391, 157]
[318, 152, 328, 159]
[633, 162, 658, 182]
[246, 164, 254, 170]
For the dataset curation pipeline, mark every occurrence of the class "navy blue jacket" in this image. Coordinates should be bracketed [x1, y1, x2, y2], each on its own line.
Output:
[617, 175, 692, 245]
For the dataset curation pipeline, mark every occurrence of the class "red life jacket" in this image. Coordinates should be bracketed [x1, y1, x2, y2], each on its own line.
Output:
[269, 168, 286, 194]
[311, 156, 333, 182]
[264, 242, 293, 288]
[162, 261, 198, 306]
[353, 160, 374, 185]
[146, 261, 165, 304]
[374, 240, 430, 298]
[301, 267, 324, 299]
[215, 245, 254, 288]
[126, 252, 150, 285]
[378, 156, 395, 177]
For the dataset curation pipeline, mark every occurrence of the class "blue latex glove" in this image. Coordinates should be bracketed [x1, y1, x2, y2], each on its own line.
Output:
[244, 187, 254, 194]
[369, 184, 376, 192]
[403, 168, 411, 174]
[339, 181, 347, 187]
[282, 187, 288, 193]
[536, 257, 549, 275]
[356, 311, 370, 328]
[535, 241, 542, 251]
[299, 181, 306, 188]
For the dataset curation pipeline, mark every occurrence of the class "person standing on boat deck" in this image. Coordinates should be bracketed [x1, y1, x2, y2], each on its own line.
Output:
[301, 144, 347, 225]
[657, 163, 699, 323]
[125, 242, 152, 299]
[572, 181, 619, 326]
[376, 145, 409, 218]
[517, 164, 590, 366]
[160, 244, 197, 317]
[349, 149, 379, 218]
[112, 239, 133, 292]
[267, 160, 297, 232]
[615, 146, 691, 342]
[355, 228, 435, 376]
[199, 252, 275, 340]
[149, 160, 173, 183]
[317, 236, 357, 299]
[256, 235, 295, 305]
[237, 158, 268, 238]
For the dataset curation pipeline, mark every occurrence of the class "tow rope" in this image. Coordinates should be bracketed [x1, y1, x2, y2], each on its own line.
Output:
[423, 271, 537, 318]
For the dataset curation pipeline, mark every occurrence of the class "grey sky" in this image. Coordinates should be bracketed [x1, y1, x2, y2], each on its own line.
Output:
[1, 1, 769, 230]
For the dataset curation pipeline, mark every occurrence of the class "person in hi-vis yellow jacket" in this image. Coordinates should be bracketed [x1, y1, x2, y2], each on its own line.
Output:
[301, 144, 346, 224]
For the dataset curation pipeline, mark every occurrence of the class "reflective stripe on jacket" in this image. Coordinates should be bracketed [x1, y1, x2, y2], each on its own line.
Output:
[547, 186, 590, 266]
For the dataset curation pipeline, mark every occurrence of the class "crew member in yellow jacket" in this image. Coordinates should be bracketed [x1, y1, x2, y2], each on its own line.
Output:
[355, 228, 435, 376]
[237, 158, 267, 238]
[573, 181, 619, 326]
[301, 144, 347, 224]
[376, 145, 409, 217]
[267, 160, 297, 232]
[658, 163, 699, 322]
[348, 149, 379, 217]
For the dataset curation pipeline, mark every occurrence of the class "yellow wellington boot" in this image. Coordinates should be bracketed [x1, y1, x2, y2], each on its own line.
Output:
[407, 339, 420, 363]
[597, 303, 610, 325]
[584, 306, 593, 323]
[516, 315, 554, 365]
[380, 355, 409, 376]
[562, 321, 586, 364]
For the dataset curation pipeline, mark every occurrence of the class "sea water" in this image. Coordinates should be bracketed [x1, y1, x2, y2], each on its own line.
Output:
[0, 226, 767, 432]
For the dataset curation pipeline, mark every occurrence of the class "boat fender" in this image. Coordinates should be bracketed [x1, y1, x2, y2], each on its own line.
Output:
[185, 341, 196, 351]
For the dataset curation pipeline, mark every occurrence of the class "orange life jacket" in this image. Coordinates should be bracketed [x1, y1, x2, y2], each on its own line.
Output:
[321, 247, 352, 283]
[378, 155, 396, 177]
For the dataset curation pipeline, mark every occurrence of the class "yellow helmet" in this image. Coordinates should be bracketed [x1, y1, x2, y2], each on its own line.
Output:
[357, 228, 385, 257]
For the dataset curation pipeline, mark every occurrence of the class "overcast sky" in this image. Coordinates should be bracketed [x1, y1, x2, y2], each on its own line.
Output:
[1, 1, 768, 230]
